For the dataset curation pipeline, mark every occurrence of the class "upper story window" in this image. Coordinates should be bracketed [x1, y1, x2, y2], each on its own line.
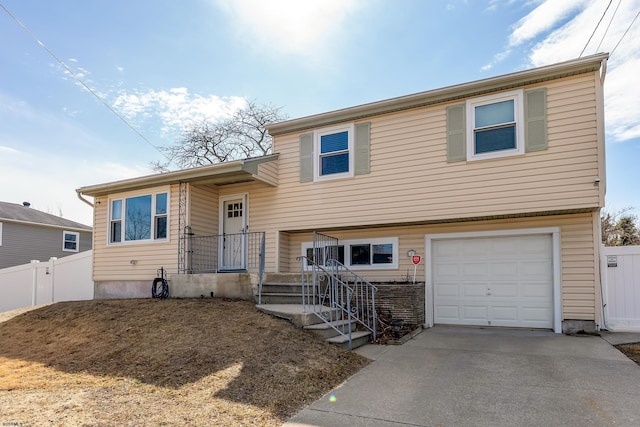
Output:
[299, 122, 370, 183]
[63, 230, 79, 252]
[315, 124, 354, 180]
[109, 191, 168, 244]
[466, 90, 524, 161]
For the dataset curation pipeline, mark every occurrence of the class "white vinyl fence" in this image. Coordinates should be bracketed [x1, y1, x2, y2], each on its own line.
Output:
[602, 245, 640, 332]
[0, 250, 93, 313]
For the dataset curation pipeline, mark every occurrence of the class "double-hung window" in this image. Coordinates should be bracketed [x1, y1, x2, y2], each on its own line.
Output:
[109, 191, 169, 244]
[315, 124, 354, 180]
[62, 231, 79, 252]
[466, 90, 524, 161]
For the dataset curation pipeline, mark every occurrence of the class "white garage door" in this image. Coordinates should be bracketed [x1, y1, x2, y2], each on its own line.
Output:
[432, 234, 553, 329]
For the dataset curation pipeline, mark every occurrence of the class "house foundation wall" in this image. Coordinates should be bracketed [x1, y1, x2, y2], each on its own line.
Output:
[169, 273, 254, 300]
[95, 273, 256, 301]
[94, 281, 150, 299]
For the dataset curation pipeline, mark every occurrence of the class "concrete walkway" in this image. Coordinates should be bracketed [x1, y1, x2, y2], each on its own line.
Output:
[284, 327, 640, 427]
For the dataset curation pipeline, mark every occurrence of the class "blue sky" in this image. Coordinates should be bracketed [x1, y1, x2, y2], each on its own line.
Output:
[1, 0, 639, 226]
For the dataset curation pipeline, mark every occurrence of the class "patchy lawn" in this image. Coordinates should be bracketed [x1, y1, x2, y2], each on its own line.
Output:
[616, 343, 640, 366]
[0, 299, 370, 426]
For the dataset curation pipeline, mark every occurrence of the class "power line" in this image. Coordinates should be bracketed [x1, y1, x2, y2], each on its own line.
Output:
[596, 0, 622, 53]
[610, 8, 640, 58]
[0, 2, 170, 161]
[580, 0, 613, 57]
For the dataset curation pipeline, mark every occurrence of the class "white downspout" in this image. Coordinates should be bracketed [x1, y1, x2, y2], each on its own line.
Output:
[76, 191, 94, 208]
[600, 58, 608, 85]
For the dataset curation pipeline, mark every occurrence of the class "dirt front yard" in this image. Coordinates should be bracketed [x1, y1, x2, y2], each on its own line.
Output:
[0, 299, 369, 426]
[617, 342, 640, 365]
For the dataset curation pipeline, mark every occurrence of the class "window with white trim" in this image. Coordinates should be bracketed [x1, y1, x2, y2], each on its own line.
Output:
[0, 222, 3, 246]
[466, 90, 524, 161]
[301, 237, 398, 270]
[109, 191, 169, 244]
[63, 230, 79, 252]
[315, 124, 354, 181]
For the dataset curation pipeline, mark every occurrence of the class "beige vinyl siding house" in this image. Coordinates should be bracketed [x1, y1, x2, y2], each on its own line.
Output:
[77, 53, 608, 333]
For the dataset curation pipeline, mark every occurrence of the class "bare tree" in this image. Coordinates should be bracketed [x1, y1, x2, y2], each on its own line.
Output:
[601, 208, 640, 246]
[153, 101, 286, 171]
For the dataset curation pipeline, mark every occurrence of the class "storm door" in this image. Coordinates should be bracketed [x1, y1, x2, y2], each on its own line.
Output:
[220, 196, 247, 270]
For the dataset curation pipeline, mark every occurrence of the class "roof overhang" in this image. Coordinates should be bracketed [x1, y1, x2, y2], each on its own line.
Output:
[76, 154, 279, 198]
[267, 53, 609, 136]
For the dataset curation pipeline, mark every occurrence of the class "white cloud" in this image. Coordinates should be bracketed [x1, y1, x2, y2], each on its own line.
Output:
[525, 0, 640, 142]
[0, 145, 19, 154]
[214, 0, 362, 58]
[112, 88, 247, 137]
[481, 0, 591, 70]
[484, 0, 640, 143]
[509, 0, 590, 47]
[604, 57, 640, 141]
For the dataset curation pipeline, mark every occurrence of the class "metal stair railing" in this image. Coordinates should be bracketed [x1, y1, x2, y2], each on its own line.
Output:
[297, 255, 377, 350]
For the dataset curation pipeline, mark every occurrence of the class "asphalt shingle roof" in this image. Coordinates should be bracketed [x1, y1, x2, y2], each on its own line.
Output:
[0, 201, 92, 230]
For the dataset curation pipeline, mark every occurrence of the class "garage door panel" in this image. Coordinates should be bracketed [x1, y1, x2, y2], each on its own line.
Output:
[462, 240, 487, 256]
[463, 305, 488, 321]
[432, 234, 553, 329]
[520, 235, 552, 254]
[522, 282, 552, 298]
[463, 283, 489, 297]
[522, 307, 552, 324]
[434, 263, 459, 280]
[491, 306, 518, 321]
[491, 283, 518, 297]
[435, 283, 460, 297]
[490, 262, 518, 278]
[462, 263, 487, 279]
[434, 241, 460, 257]
[435, 305, 460, 320]
[490, 238, 518, 255]
[522, 261, 552, 279]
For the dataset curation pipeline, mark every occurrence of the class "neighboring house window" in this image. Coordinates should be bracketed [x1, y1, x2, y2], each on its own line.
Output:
[315, 124, 354, 180]
[0, 222, 3, 246]
[466, 90, 524, 161]
[109, 191, 169, 244]
[63, 231, 79, 252]
[302, 237, 398, 270]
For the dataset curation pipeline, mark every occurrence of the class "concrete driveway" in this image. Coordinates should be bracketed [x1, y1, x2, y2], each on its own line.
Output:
[285, 327, 640, 427]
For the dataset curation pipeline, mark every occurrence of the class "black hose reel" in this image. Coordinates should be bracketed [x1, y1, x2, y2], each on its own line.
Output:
[152, 266, 169, 299]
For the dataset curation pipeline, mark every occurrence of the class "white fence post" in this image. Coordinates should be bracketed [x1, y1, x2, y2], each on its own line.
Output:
[49, 257, 57, 302]
[31, 260, 39, 306]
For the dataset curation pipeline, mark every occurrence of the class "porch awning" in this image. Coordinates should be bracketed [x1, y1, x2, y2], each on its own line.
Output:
[76, 154, 279, 198]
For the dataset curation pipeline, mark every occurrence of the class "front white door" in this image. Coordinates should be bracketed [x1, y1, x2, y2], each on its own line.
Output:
[220, 196, 247, 270]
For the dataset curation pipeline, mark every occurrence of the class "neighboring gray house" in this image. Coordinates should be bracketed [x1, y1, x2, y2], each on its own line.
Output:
[0, 201, 93, 269]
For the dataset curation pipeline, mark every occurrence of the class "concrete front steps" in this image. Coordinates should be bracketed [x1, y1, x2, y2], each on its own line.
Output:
[256, 304, 372, 350]
[257, 273, 316, 304]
